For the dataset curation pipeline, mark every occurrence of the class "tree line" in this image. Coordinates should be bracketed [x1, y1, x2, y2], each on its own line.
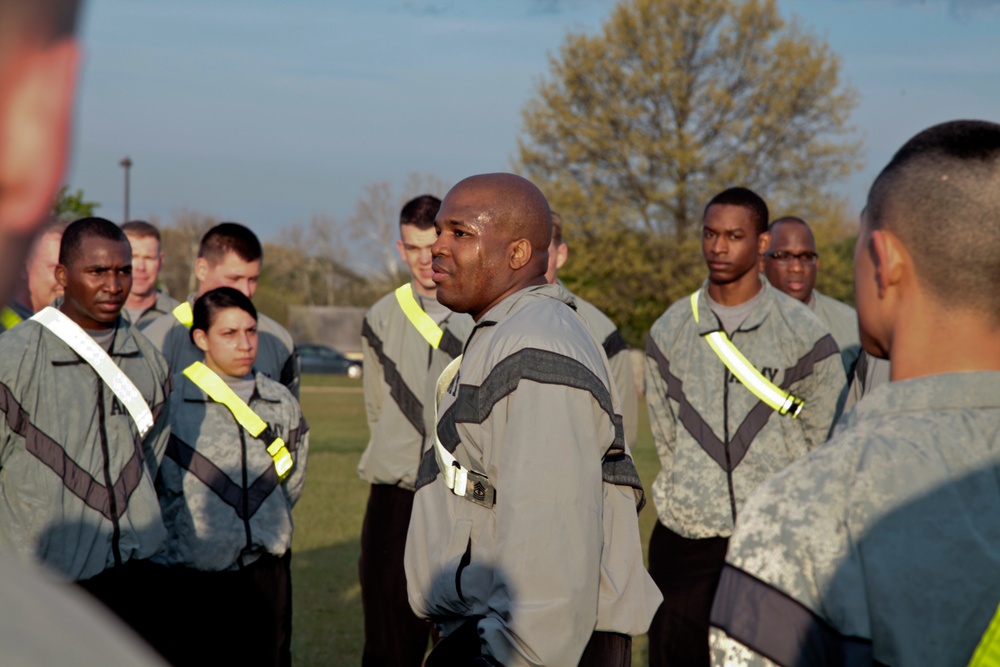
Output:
[54, 0, 862, 347]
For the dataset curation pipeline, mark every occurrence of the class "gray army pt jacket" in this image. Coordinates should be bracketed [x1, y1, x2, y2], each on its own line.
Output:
[405, 284, 662, 667]
[142, 293, 300, 398]
[644, 280, 845, 539]
[710, 371, 1000, 667]
[154, 371, 308, 571]
[128, 290, 182, 332]
[0, 316, 171, 581]
[810, 290, 861, 376]
[358, 283, 473, 489]
[557, 283, 639, 448]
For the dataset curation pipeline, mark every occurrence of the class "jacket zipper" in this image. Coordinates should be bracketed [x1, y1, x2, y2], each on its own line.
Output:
[97, 381, 123, 567]
[722, 368, 738, 525]
[238, 425, 253, 553]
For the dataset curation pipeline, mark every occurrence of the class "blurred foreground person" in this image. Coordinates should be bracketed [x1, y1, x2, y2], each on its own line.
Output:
[762, 216, 861, 375]
[1, 217, 68, 331]
[405, 173, 660, 667]
[0, 4, 171, 665]
[0, 218, 171, 639]
[545, 212, 639, 448]
[358, 195, 473, 667]
[644, 188, 845, 666]
[0, 551, 169, 666]
[0, 1, 80, 305]
[154, 287, 308, 667]
[143, 222, 299, 397]
[122, 220, 180, 330]
[710, 120, 1000, 666]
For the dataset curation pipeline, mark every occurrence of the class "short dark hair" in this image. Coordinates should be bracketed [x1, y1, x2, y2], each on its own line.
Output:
[768, 216, 809, 232]
[866, 119, 1000, 315]
[59, 217, 130, 267]
[0, 1, 79, 55]
[400, 195, 441, 231]
[121, 220, 162, 244]
[705, 187, 769, 234]
[198, 222, 262, 265]
[190, 287, 257, 344]
[550, 212, 564, 246]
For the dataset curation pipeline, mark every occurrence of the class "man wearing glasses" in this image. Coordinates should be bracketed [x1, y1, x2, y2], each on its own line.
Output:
[762, 217, 861, 376]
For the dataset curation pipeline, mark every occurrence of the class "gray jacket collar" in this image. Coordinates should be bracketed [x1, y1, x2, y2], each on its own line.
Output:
[694, 278, 775, 336]
[180, 369, 284, 404]
[42, 312, 142, 361]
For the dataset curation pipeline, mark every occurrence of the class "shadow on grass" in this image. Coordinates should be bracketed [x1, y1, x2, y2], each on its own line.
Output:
[292, 539, 364, 667]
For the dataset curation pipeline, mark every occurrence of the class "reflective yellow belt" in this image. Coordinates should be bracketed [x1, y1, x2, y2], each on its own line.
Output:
[1, 307, 23, 330]
[172, 301, 194, 329]
[395, 284, 443, 349]
[969, 603, 1000, 667]
[691, 290, 803, 418]
[182, 361, 294, 481]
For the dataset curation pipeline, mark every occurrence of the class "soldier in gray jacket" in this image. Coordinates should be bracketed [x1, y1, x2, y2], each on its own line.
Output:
[154, 287, 307, 667]
[545, 212, 639, 448]
[142, 222, 299, 398]
[358, 195, 474, 666]
[644, 188, 845, 666]
[121, 220, 180, 331]
[761, 216, 861, 375]
[405, 173, 661, 667]
[710, 120, 1000, 667]
[0, 218, 172, 638]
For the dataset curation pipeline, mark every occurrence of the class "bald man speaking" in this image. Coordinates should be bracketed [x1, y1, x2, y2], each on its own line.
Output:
[404, 174, 661, 667]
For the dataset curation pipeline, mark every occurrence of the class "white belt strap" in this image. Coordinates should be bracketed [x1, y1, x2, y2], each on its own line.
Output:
[31, 307, 154, 437]
[433, 355, 494, 508]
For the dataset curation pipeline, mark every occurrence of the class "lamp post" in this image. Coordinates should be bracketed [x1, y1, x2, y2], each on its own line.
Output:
[119, 156, 132, 223]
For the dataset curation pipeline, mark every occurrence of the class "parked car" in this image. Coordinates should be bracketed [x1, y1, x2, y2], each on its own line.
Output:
[297, 344, 363, 379]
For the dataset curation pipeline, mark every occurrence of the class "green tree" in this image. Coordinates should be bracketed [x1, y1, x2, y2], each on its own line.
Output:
[518, 0, 862, 342]
[50, 185, 98, 221]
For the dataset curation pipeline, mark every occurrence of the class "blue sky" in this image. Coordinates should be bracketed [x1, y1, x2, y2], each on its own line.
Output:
[67, 0, 1000, 243]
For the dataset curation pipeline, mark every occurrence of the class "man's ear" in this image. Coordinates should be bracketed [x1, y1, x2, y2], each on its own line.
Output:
[55, 262, 68, 289]
[756, 230, 772, 257]
[395, 239, 406, 263]
[871, 229, 906, 297]
[0, 39, 80, 235]
[194, 257, 209, 284]
[509, 238, 533, 270]
[555, 242, 568, 271]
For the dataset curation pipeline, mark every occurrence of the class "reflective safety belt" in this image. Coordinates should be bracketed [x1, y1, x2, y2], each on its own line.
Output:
[690, 290, 804, 418]
[433, 355, 495, 508]
[172, 301, 194, 329]
[1, 306, 23, 330]
[969, 602, 1000, 667]
[31, 307, 154, 436]
[395, 284, 444, 349]
[182, 361, 294, 481]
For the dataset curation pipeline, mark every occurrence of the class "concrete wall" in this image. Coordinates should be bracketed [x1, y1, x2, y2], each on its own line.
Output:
[288, 305, 366, 359]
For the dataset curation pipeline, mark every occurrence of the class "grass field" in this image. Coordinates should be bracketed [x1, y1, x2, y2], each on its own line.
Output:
[291, 373, 661, 666]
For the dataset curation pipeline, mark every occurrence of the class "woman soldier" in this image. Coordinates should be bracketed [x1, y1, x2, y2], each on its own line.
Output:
[153, 286, 307, 667]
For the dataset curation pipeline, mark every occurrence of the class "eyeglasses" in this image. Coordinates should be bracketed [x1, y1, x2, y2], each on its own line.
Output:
[765, 250, 819, 265]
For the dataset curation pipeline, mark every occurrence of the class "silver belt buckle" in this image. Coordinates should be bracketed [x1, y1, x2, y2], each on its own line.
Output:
[464, 469, 495, 508]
